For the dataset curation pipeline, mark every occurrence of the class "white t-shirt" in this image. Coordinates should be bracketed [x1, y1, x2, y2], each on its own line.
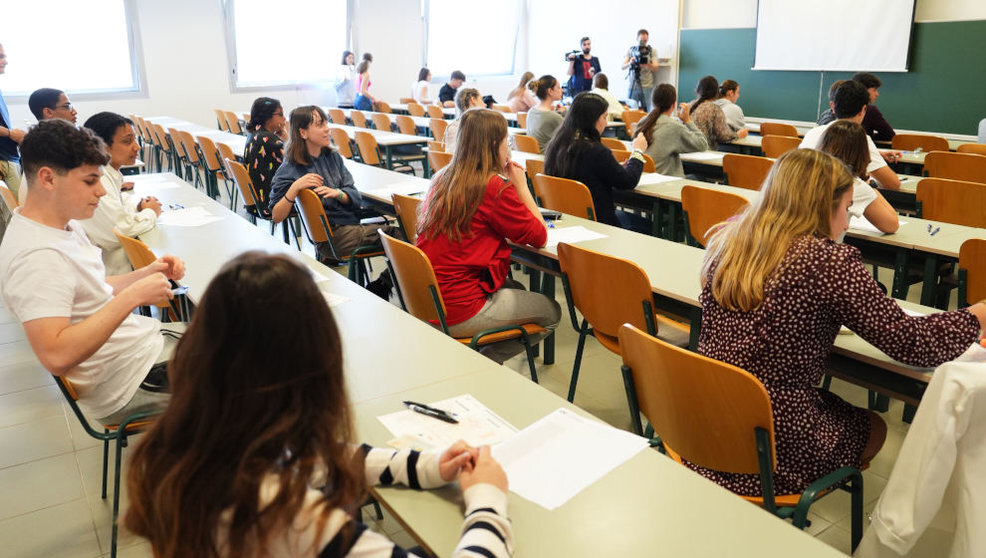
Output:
[800, 121, 888, 175]
[590, 87, 625, 120]
[0, 211, 162, 419]
[78, 165, 158, 276]
[850, 177, 878, 218]
[412, 80, 431, 104]
[713, 98, 746, 132]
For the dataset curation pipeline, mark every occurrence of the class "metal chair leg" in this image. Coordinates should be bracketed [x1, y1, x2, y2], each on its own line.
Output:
[568, 321, 589, 402]
[101, 434, 110, 499]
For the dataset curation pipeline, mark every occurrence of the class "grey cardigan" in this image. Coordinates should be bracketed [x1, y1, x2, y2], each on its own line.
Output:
[643, 114, 709, 177]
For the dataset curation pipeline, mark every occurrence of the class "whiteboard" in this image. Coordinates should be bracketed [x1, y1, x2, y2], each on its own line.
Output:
[753, 0, 916, 72]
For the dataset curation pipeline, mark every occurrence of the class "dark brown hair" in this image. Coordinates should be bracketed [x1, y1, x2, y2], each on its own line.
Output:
[718, 79, 739, 97]
[818, 120, 869, 179]
[634, 84, 677, 145]
[286, 106, 331, 166]
[20, 119, 109, 183]
[528, 75, 558, 100]
[692, 75, 719, 112]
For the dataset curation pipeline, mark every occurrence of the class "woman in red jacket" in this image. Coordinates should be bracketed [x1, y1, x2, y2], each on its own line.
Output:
[417, 108, 561, 363]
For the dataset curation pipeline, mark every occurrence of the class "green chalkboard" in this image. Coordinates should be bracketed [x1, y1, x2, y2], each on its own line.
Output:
[679, 21, 986, 136]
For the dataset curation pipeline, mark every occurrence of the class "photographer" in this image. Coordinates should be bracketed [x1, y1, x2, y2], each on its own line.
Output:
[621, 29, 659, 111]
[565, 37, 600, 96]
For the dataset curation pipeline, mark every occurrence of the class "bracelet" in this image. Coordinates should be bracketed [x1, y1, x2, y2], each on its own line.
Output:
[285, 195, 296, 203]
[630, 149, 646, 163]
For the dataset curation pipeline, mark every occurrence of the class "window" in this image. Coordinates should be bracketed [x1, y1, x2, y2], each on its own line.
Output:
[0, 0, 142, 96]
[225, 0, 348, 88]
[425, 0, 520, 77]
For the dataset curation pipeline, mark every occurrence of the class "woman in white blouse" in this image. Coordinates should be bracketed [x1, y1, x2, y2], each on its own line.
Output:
[412, 67, 433, 104]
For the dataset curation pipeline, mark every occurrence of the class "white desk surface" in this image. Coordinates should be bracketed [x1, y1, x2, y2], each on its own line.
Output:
[334, 107, 432, 128]
[391, 103, 457, 118]
[144, 116, 246, 154]
[328, 123, 428, 147]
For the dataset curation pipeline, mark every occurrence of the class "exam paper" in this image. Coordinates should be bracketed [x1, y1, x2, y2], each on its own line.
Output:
[638, 172, 682, 186]
[322, 291, 349, 307]
[849, 216, 908, 234]
[368, 181, 427, 199]
[378, 394, 517, 450]
[157, 206, 223, 227]
[492, 408, 648, 510]
[684, 151, 724, 161]
[545, 226, 607, 248]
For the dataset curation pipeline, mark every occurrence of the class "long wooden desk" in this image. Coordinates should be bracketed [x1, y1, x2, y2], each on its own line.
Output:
[144, 116, 246, 154]
[127, 172, 843, 557]
[328, 123, 429, 171]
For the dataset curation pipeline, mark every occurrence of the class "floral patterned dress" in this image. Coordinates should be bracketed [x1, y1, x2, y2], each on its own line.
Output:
[243, 129, 283, 208]
[695, 235, 980, 496]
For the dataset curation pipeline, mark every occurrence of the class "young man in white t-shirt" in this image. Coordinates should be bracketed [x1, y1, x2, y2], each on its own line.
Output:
[0, 119, 186, 425]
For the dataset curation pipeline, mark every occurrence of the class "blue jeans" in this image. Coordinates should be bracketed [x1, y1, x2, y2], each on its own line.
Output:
[354, 95, 373, 111]
[628, 85, 654, 112]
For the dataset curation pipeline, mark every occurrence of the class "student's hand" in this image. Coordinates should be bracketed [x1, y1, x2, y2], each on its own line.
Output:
[8, 128, 26, 144]
[276, 122, 289, 141]
[313, 185, 343, 200]
[631, 133, 648, 153]
[677, 103, 691, 124]
[150, 254, 186, 281]
[139, 196, 163, 216]
[439, 440, 476, 482]
[289, 173, 323, 197]
[120, 182, 135, 192]
[504, 160, 527, 190]
[124, 271, 172, 306]
[459, 446, 507, 492]
[443, 101, 455, 108]
[737, 129, 749, 139]
[881, 150, 902, 164]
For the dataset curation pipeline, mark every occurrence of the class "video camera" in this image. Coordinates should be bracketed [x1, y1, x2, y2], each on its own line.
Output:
[563, 50, 581, 62]
[630, 42, 649, 72]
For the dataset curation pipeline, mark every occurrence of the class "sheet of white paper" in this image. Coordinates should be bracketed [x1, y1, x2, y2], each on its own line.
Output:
[849, 216, 908, 234]
[368, 181, 427, 199]
[378, 394, 517, 450]
[842, 306, 928, 333]
[638, 172, 682, 185]
[684, 151, 724, 161]
[902, 307, 927, 317]
[545, 226, 607, 248]
[492, 408, 648, 510]
[322, 291, 349, 307]
[157, 206, 223, 227]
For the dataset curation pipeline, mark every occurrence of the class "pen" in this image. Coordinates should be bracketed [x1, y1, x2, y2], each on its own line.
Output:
[403, 400, 459, 424]
[545, 220, 555, 228]
[927, 224, 940, 236]
[168, 203, 184, 210]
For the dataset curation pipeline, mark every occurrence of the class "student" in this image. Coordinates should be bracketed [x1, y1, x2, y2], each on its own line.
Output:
[634, 84, 709, 177]
[443, 87, 484, 154]
[354, 58, 376, 112]
[0, 43, 27, 206]
[269, 106, 395, 264]
[816, 79, 847, 126]
[412, 67, 433, 104]
[334, 50, 357, 108]
[78, 112, 162, 275]
[438, 70, 466, 108]
[689, 75, 748, 147]
[697, 148, 986, 498]
[853, 72, 895, 142]
[417, 109, 560, 363]
[589, 73, 625, 121]
[0, 119, 186, 425]
[125, 252, 514, 557]
[712, 80, 745, 132]
[817, 120, 899, 234]
[28, 87, 78, 124]
[800, 80, 901, 189]
[525, 75, 564, 153]
[506, 71, 537, 113]
[243, 96, 287, 204]
[565, 36, 600, 96]
[621, 29, 659, 111]
[544, 92, 649, 230]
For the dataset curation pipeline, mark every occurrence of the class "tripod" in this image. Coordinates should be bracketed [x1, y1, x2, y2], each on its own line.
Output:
[627, 66, 645, 111]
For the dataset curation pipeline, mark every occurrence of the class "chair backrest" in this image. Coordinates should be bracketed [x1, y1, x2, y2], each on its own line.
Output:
[723, 153, 773, 190]
[621, 109, 646, 136]
[681, 185, 749, 246]
[294, 188, 333, 244]
[399, 97, 415, 104]
[557, 243, 654, 339]
[532, 174, 595, 220]
[371, 113, 393, 132]
[329, 128, 354, 159]
[376, 101, 392, 114]
[396, 115, 417, 136]
[959, 238, 986, 306]
[525, 158, 544, 185]
[392, 193, 422, 243]
[759, 122, 798, 137]
[328, 108, 347, 125]
[924, 151, 986, 183]
[427, 140, 445, 152]
[151, 124, 171, 152]
[618, 323, 776, 474]
[600, 137, 625, 151]
[957, 143, 986, 156]
[353, 131, 382, 165]
[379, 231, 446, 323]
[224, 110, 244, 134]
[760, 135, 801, 158]
[429, 118, 447, 141]
[612, 150, 656, 173]
[178, 130, 200, 164]
[214, 109, 229, 131]
[196, 135, 222, 173]
[113, 230, 173, 310]
[517, 112, 528, 129]
[226, 159, 263, 208]
[350, 110, 370, 129]
[491, 104, 511, 113]
[427, 105, 445, 119]
[167, 128, 185, 158]
[134, 116, 155, 144]
[0, 182, 18, 212]
[892, 133, 949, 152]
[427, 150, 452, 174]
[916, 178, 986, 228]
[216, 142, 237, 166]
[512, 134, 540, 154]
[407, 102, 426, 117]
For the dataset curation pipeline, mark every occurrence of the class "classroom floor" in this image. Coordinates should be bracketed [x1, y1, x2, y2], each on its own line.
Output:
[0, 176, 924, 557]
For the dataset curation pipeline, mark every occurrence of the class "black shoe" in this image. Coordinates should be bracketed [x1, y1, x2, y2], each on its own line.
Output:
[366, 269, 394, 300]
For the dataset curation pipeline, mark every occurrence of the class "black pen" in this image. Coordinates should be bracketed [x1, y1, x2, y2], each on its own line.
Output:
[403, 400, 459, 424]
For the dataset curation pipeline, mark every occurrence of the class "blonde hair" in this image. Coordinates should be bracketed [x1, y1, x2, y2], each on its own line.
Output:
[508, 71, 534, 100]
[418, 109, 507, 242]
[702, 149, 854, 312]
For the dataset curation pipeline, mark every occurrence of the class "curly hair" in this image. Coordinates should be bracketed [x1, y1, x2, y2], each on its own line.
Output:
[20, 119, 109, 182]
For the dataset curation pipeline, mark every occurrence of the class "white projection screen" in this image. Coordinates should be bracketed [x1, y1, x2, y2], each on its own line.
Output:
[754, 0, 916, 72]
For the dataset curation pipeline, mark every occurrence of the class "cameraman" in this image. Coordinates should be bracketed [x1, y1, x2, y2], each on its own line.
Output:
[621, 29, 659, 111]
[566, 37, 600, 96]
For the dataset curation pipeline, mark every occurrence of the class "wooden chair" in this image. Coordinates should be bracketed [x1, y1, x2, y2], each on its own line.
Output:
[216, 140, 239, 166]
[759, 122, 798, 137]
[610, 150, 656, 173]
[0, 182, 19, 212]
[427, 150, 452, 175]
[166, 127, 187, 179]
[375, 101, 392, 114]
[956, 143, 986, 156]
[407, 102, 426, 117]
[294, 188, 382, 285]
[399, 97, 415, 104]
[371, 112, 393, 132]
[915, 178, 986, 228]
[600, 137, 625, 151]
[429, 118, 448, 141]
[427, 105, 445, 119]
[133, 117, 158, 170]
[525, 159, 544, 186]
[353, 131, 416, 174]
[378, 231, 543, 382]
[491, 104, 511, 113]
[617, 323, 863, 551]
[681, 185, 749, 247]
[114, 230, 188, 322]
[517, 112, 528, 129]
[53, 375, 158, 558]
[350, 110, 370, 129]
[557, 243, 689, 403]
[958, 238, 986, 308]
[392, 193, 421, 243]
[532, 174, 595, 220]
[512, 133, 540, 154]
[224, 110, 245, 135]
[329, 128, 355, 159]
[226, 158, 298, 247]
[621, 109, 646, 136]
[395, 115, 417, 136]
[427, 140, 445, 152]
[760, 135, 801, 158]
[196, 135, 235, 207]
[214, 108, 229, 131]
[723, 153, 773, 190]
[150, 124, 173, 172]
[328, 108, 347, 125]
[891, 133, 949, 152]
[923, 151, 986, 184]
[178, 131, 208, 193]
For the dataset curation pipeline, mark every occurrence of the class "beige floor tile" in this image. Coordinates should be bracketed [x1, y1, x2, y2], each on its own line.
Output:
[804, 470, 887, 525]
[75, 445, 144, 554]
[804, 511, 834, 536]
[0, 321, 26, 343]
[0, 384, 65, 429]
[0, 414, 74, 469]
[0, 498, 101, 558]
[0, 306, 16, 325]
[0, 453, 86, 521]
[110, 540, 154, 558]
[0, 359, 50, 397]
[815, 524, 853, 555]
[63, 405, 107, 452]
[0, 340, 41, 366]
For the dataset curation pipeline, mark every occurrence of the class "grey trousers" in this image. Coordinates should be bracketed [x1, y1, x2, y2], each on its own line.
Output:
[316, 222, 397, 264]
[446, 279, 561, 364]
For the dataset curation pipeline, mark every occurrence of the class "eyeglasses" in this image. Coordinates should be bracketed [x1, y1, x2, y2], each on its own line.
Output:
[55, 103, 74, 111]
[272, 111, 284, 117]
